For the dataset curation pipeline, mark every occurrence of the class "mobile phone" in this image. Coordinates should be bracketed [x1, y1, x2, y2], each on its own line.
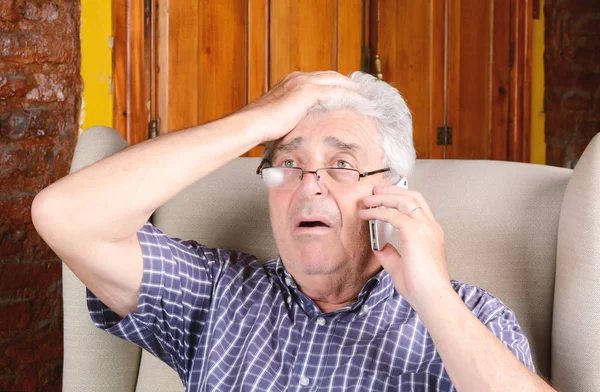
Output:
[369, 177, 408, 251]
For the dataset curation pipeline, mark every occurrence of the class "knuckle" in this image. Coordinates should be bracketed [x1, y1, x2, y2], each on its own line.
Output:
[285, 71, 301, 81]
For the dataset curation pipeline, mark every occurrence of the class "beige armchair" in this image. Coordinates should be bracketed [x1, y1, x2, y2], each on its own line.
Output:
[62, 126, 600, 391]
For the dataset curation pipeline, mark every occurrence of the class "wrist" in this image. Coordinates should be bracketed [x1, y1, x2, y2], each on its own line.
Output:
[229, 107, 270, 146]
[409, 282, 458, 320]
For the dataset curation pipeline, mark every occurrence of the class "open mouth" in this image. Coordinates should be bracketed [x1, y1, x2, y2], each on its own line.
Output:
[298, 220, 330, 228]
[293, 216, 333, 233]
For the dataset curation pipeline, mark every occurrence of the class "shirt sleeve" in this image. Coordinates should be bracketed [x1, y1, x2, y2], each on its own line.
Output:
[452, 281, 536, 373]
[86, 221, 228, 383]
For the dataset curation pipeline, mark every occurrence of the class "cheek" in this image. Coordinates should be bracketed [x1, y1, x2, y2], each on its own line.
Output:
[268, 192, 289, 231]
[340, 193, 370, 233]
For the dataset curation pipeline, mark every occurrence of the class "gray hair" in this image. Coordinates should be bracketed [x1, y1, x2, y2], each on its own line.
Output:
[263, 71, 416, 184]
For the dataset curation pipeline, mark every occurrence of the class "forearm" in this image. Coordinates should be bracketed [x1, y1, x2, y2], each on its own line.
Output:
[416, 290, 553, 392]
[33, 112, 261, 243]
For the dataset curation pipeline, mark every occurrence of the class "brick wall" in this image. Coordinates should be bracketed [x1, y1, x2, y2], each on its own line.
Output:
[0, 1, 81, 390]
[545, 0, 600, 168]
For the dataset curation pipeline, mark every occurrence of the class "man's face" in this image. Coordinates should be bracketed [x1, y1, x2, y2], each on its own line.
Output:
[268, 109, 389, 278]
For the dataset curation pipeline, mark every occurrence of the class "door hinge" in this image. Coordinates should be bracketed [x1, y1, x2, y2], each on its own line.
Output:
[436, 126, 453, 145]
[149, 119, 158, 139]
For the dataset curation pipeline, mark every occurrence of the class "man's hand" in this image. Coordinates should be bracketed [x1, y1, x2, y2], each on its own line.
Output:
[358, 185, 451, 311]
[359, 186, 556, 391]
[238, 71, 361, 144]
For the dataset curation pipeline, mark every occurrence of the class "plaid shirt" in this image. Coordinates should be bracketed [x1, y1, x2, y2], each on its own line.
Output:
[87, 222, 535, 391]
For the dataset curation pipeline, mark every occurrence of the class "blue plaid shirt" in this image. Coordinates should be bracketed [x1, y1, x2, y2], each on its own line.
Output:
[87, 221, 535, 391]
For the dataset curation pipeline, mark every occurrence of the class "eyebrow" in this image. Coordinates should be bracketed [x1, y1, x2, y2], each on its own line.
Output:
[324, 136, 360, 152]
[275, 137, 304, 154]
[275, 136, 360, 154]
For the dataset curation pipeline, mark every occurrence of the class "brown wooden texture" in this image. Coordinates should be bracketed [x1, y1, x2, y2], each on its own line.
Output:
[245, 0, 269, 158]
[372, 0, 531, 160]
[158, 0, 200, 133]
[113, 0, 150, 145]
[270, 0, 363, 85]
[429, 0, 446, 160]
[491, 0, 511, 160]
[337, 0, 363, 76]
[373, 0, 442, 159]
[508, 0, 532, 162]
[113, 0, 127, 138]
[269, 0, 291, 87]
[119, 0, 531, 160]
[198, 1, 247, 124]
[450, 0, 493, 159]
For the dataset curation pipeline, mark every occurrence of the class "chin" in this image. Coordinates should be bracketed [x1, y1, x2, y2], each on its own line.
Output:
[290, 245, 344, 276]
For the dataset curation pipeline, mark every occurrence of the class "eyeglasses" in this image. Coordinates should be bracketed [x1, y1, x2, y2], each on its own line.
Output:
[256, 161, 391, 189]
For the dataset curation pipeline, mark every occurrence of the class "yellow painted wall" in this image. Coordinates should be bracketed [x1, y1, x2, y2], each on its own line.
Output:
[531, 0, 546, 164]
[80, 0, 113, 134]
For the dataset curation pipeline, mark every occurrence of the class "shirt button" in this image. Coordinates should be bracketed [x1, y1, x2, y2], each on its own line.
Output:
[285, 277, 292, 286]
[360, 304, 369, 315]
[316, 317, 326, 326]
[299, 376, 310, 386]
[286, 296, 292, 305]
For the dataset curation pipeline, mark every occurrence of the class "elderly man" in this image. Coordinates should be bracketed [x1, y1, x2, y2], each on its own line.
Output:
[32, 71, 554, 391]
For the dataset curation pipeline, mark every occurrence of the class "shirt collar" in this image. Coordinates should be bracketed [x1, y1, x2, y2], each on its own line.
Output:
[273, 256, 397, 316]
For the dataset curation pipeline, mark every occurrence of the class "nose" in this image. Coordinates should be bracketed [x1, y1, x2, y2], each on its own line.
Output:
[299, 169, 326, 195]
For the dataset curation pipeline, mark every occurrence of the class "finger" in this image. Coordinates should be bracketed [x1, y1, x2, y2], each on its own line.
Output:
[358, 207, 416, 235]
[310, 84, 366, 105]
[372, 243, 403, 272]
[372, 186, 434, 218]
[293, 71, 358, 90]
[362, 193, 422, 217]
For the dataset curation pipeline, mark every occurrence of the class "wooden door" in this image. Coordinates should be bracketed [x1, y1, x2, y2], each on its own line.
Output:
[114, 0, 531, 161]
[152, 0, 365, 157]
[371, 0, 532, 161]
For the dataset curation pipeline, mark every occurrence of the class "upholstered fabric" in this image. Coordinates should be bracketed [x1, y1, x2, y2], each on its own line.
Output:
[63, 126, 141, 392]
[552, 134, 600, 392]
[62, 126, 600, 391]
[154, 157, 572, 380]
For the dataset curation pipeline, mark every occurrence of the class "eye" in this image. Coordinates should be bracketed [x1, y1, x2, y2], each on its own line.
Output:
[334, 160, 351, 169]
[281, 159, 297, 168]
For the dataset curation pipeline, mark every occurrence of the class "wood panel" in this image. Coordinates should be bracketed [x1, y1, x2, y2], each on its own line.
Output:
[245, 0, 269, 157]
[491, 0, 511, 160]
[291, 0, 337, 72]
[247, 0, 268, 104]
[373, 0, 439, 160]
[198, 1, 247, 124]
[157, 1, 249, 134]
[117, 0, 531, 159]
[113, 0, 149, 145]
[270, 0, 362, 85]
[337, 0, 363, 76]
[449, 0, 493, 159]
[269, 0, 292, 87]
[509, 0, 532, 162]
[429, 0, 446, 159]
[158, 0, 200, 133]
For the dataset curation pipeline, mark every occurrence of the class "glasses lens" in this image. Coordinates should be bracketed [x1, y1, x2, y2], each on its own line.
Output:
[261, 168, 300, 188]
[322, 168, 359, 184]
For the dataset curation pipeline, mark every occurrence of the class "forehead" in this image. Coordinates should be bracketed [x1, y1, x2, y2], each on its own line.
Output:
[276, 109, 379, 155]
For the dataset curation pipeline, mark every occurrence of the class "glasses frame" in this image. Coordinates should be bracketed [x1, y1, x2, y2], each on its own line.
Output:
[256, 159, 391, 188]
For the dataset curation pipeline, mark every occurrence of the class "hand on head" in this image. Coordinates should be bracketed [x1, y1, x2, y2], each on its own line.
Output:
[240, 71, 362, 144]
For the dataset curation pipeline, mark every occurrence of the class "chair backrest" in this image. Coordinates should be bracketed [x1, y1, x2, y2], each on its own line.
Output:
[64, 126, 600, 392]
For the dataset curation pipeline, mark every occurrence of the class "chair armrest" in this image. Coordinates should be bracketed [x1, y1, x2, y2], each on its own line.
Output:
[552, 133, 600, 391]
[62, 126, 142, 392]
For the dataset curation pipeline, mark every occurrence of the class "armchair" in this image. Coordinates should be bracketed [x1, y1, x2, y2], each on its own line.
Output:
[62, 126, 600, 391]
